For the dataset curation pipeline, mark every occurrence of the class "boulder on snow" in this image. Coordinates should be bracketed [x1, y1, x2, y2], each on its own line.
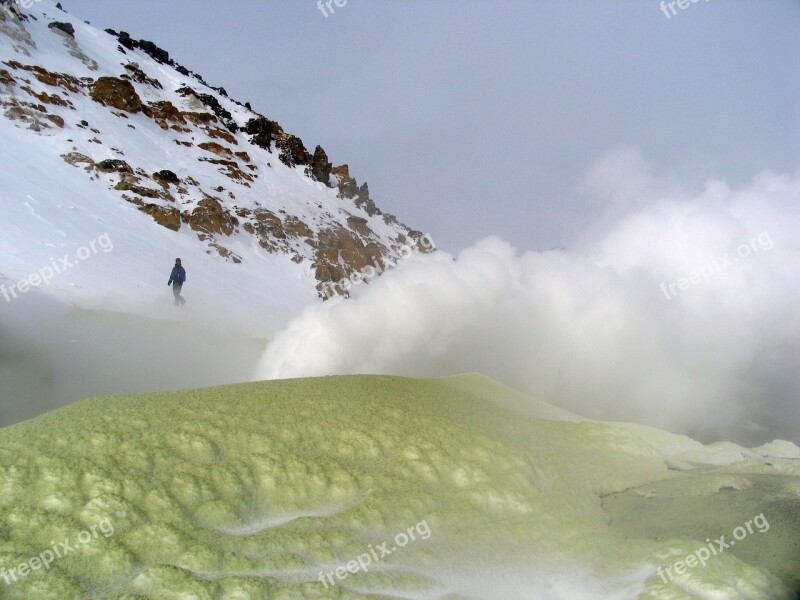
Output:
[95, 159, 133, 173]
[152, 169, 180, 185]
[189, 197, 238, 237]
[90, 77, 142, 113]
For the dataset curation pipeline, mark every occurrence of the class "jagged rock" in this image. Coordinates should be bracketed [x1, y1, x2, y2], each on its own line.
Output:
[331, 164, 351, 183]
[311, 145, 332, 186]
[244, 116, 280, 151]
[153, 169, 179, 184]
[275, 133, 310, 167]
[244, 116, 314, 168]
[194, 92, 237, 133]
[109, 31, 172, 64]
[90, 77, 142, 113]
[95, 158, 132, 173]
[189, 197, 238, 236]
[354, 182, 380, 216]
[115, 31, 137, 51]
[339, 179, 359, 199]
[137, 39, 171, 64]
[48, 22, 75, 38]
[3, 61, 81, 93]
[142, 100, 185, 130]
[139, 204, 180, 230]
[332, 164, 359, 199]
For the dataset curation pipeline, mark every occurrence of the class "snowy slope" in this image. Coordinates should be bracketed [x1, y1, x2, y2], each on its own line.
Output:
[0, 108, 312, 333]
[0, 0, 425, 333]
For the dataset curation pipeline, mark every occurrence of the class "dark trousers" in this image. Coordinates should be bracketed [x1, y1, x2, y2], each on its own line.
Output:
[172, 282, 185, 306]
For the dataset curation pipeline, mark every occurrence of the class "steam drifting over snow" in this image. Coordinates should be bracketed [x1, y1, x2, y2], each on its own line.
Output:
[256, 161, 800, 443]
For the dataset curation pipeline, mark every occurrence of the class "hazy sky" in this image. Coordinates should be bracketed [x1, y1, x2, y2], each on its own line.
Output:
[60, 0, 799, 252]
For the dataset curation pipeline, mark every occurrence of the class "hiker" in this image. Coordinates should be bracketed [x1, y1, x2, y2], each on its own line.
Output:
[167, 258, 186, 306]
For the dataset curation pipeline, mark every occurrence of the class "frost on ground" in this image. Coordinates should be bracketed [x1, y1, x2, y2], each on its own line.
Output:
[0, 373, 797, 599]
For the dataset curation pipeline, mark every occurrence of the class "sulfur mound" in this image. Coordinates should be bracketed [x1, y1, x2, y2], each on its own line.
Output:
[0, 374, 797, 599]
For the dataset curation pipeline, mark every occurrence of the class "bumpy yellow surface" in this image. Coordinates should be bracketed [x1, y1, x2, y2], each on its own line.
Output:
[0, 374, 797, 599]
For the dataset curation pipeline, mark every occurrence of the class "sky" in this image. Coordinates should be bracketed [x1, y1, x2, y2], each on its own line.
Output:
[57, 0, 799, 252]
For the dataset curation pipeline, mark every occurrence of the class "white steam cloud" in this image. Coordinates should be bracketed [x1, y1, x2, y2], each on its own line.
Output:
[256, 153, 800, 443]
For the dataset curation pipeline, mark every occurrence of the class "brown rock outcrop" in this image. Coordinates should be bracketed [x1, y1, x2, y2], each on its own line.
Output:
[90, 77, 142, 113]
[189, 197, 238, 236]
[139, 204, 181, 231]
[142, 101, 185, 129]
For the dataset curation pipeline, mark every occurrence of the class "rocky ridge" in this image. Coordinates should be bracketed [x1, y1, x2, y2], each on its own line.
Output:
[0, 0, 432, 298]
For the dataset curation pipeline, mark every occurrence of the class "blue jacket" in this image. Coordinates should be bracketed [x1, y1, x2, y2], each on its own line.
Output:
[168, 266, 186, 285]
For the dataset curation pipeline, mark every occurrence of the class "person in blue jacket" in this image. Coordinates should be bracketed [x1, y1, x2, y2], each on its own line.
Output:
[167, 258, 186, 306]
